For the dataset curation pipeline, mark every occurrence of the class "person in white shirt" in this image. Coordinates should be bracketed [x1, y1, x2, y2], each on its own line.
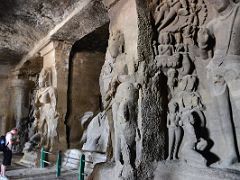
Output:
[0, 128, 18, 180]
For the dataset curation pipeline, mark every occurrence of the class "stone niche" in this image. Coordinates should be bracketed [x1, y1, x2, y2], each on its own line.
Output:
[66, 24, 109, 148]
[67, 51, 105, 147]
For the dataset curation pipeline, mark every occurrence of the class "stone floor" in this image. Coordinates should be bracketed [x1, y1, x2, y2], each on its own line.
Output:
[154, 160, 240, 180]
[0, 153, 79, 180]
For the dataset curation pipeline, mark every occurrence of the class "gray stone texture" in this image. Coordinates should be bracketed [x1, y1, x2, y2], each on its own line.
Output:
[1, 0, 240, 179]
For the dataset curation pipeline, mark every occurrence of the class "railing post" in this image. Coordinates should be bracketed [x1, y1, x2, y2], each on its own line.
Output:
[40, 147, 46, 168]
[78, 154, 85, 180]
[56, 151, 62, 177]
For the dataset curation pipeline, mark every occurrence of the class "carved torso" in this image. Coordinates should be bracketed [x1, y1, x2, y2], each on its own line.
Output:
[167, 113, 179, 128]
[37, 88, 52, 104]
[209, 5, 240, 56]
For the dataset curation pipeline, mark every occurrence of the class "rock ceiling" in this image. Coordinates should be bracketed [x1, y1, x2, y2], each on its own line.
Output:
[0, 0, 109, 66]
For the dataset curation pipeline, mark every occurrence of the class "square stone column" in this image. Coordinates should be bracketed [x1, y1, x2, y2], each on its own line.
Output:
[39, 41, 72, 151]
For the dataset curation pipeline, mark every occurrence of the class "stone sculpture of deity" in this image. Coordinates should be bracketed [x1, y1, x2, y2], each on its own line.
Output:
[34, 68, 58, 152]
[198, 0, 240, 167]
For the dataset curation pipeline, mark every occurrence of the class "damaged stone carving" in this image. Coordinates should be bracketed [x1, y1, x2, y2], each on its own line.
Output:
[100, 30, 140, 179]
[112, 80, 139, 179]
[153, 0, 208, 165]
[104, 30, 129, 107]
[198, 0, 240, 167]
[81, 111, 110, 153]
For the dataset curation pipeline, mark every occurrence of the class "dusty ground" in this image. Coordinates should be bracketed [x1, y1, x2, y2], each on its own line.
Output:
[0, 153, 79, 180]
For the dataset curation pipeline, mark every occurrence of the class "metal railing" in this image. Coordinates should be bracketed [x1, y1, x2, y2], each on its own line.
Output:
[40, 147, 89, 180]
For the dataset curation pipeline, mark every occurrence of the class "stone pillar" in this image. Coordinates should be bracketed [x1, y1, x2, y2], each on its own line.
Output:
[39, 41, 71, 151]
[10, 79, 34, 151]
[0, 65, 13, 135]
[54, 42, 71, 150]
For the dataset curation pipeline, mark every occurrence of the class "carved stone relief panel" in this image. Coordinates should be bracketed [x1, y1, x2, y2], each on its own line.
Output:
[152, 0, 209, 166]
[151, 0, 240, 170]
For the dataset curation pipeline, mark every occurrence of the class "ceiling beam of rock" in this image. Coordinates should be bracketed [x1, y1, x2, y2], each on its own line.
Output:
[0, 0, 109, 69]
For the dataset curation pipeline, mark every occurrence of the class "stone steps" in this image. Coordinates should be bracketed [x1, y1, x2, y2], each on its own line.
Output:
[6, 167, 78, 180]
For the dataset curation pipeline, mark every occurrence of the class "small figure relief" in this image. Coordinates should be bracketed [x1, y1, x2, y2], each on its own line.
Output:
[156, 32, 175, 68]
[177, 75, 207, 165]
[167, 101, 182, 160]
[154, 0, 207, 33]
[154, 0, 189, 32]
[179, 107, 206, 165]
[166, 75, 207, 165]
[198, 0, 240, 168]
[33, 68, 59, 152]
[178, 0, 203, 49]
[174, 32, 185, 53]
[153, 0, 207, 52]
[167, 69, 178, 94]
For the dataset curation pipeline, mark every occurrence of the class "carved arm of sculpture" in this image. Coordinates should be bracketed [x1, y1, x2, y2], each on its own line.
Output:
[188, 112, 195, 125]
[49, 88, 57, 110]
[105, 73, 130, 102]
[167, 114, 171, 128]
[35, 91, 42, 108]
[175, 114, 181, 126]
[105, 78, 120, 102]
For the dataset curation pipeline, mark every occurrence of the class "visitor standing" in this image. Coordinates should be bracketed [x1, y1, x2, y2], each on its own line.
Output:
[0, 128, 19, 180]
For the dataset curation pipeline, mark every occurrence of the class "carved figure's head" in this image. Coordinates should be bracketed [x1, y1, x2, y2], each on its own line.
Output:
[175, 32, 183, 44]
[114, 81, 140, 102]
[208, 0, 232, 13]
[167, 68, 177, 79]
[39, 68, 52, 88]
[192, 95, 201, 108]
[158, 32, 173, 45]
[168, 101, 178, 113]
[186, 75, 197, 91]
[108, 30, 125, 59]
[11, 128, 18, 135]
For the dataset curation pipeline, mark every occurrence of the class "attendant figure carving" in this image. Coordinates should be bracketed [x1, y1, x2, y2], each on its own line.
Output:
[167, 101, 182, 160]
